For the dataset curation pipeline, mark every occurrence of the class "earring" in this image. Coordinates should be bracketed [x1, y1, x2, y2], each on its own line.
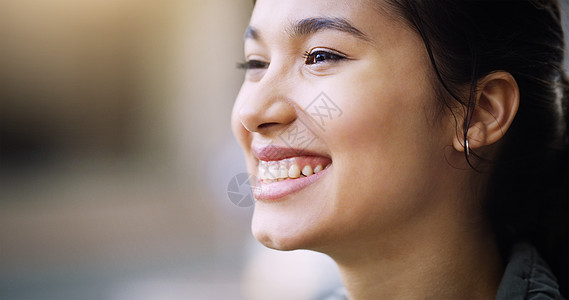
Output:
[465, 138, 471, 158]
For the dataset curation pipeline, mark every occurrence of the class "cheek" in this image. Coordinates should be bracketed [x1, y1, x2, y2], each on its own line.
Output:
[323, 64, 431, 151]
[316, 63, 446, 232]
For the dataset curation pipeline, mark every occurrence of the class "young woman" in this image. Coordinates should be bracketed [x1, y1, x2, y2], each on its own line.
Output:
[232, 0, 568, 298]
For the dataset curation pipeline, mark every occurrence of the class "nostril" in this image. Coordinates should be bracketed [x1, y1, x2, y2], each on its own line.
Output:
[239, 99, 297, 133]
[258, 122, 280, 130]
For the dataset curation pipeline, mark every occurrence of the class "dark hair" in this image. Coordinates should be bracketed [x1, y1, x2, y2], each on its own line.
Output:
[385, 0, 569, 295]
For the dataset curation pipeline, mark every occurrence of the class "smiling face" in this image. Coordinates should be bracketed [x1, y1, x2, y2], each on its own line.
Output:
[232, 0, 461, 254]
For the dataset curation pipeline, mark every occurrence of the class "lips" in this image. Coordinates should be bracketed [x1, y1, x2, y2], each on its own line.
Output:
[253, 144, 329, 161]
[252, 145, 332, 200]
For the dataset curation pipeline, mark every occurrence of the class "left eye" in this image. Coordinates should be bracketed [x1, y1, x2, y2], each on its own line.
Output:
[304, 50, 346, 65]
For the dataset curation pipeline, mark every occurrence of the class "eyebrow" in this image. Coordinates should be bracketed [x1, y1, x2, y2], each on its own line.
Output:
[244, 17, 370, 42]
[288, 17, 369, 41]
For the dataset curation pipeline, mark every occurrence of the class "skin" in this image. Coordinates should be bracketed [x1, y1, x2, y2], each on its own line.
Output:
[232, 0, 519, 298]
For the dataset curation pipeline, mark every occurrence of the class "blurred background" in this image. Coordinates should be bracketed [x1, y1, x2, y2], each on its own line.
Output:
[0, 0, 567, 299]
[0, 0, 260, 298]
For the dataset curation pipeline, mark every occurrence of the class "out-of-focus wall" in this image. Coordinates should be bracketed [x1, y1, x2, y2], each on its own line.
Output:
[0, 0, 254, 299]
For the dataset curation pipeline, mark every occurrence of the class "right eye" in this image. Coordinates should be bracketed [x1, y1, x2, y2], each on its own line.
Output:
[237, 60, 269, 70]
[303, 50, 346, 65]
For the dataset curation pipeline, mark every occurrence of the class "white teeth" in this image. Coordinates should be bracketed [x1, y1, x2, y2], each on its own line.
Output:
[301, 165, 313, 176]
[288, 164, 301, 179]
[258, 164, 267, 178]
[278, 165, 288, 179]
[313, 165, 323, 173]
[268, 164, 279, 180]
[259, 160, 329, 182]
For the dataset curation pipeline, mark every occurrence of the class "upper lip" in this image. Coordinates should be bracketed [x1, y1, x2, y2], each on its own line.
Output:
[252, 144, 329, 161]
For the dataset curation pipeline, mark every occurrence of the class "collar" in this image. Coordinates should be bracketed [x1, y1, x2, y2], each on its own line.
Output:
[496, 242, 564, 300]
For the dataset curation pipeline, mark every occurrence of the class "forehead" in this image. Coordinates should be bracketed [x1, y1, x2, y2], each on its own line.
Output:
[249, 0, 396, 41]
[252, 0, 366, 16]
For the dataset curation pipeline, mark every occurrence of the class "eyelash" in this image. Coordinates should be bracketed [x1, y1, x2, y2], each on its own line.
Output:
[303, 50, 347, 65]
[236, 60, 269, 70]
[236, 49, 348, 70]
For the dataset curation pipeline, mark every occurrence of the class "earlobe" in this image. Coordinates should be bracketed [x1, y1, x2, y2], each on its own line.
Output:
[453, 72, 519, 153]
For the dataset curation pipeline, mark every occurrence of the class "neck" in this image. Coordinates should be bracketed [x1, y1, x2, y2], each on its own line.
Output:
[327, 184, 504, 300]
[334, 226, 503, 299]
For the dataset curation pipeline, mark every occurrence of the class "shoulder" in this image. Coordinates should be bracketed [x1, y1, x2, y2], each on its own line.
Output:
[496, 242, 565, 300]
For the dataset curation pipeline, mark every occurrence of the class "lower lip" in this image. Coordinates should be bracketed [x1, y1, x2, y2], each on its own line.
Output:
[253, 166, 331, 201]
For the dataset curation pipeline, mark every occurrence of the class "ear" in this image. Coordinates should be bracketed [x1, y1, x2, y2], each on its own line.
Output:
[453, 72, 519, 153]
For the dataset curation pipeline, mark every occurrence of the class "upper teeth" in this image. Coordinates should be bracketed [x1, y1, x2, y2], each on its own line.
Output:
[258, 159, 329, 182]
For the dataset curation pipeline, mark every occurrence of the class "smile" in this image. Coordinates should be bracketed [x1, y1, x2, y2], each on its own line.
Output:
[251, 145, 332, 200]
[258, 157, 331, 182]
[254, 156, 332, 201]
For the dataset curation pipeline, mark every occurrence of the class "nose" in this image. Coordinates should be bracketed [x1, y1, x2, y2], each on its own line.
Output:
[238, 81, 297, 135]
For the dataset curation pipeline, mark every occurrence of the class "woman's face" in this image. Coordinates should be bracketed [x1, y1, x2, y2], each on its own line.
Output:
[232, 0, 458, 252]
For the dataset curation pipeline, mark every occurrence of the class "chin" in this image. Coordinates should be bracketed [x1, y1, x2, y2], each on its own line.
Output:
[251, 205, 324, 252]
[252, 230, 302, 252]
